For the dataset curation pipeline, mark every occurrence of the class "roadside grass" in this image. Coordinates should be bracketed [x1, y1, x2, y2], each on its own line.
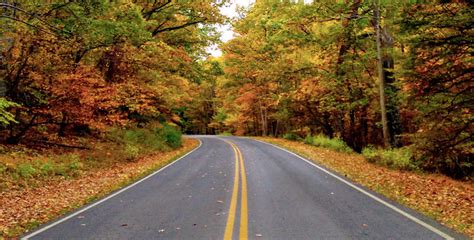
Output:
[0, 125, 182, 191]
[218, 131, 233, 136]
[282, 133, 353, 153]
[0, 135, 197, 238]
[254, 137, 474, 238]
[304, 134, 353, 153]
[282, 132, 301, 141]
[362, 145, 419, 171]
[107, 124, 182, 160]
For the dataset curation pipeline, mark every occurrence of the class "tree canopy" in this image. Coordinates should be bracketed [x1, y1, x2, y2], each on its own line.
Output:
[0, 0, 472, 178]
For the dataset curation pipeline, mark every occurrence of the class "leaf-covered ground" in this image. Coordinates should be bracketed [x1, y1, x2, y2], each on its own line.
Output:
[255, 137, 473, 238]
[0, 138, 198, 238]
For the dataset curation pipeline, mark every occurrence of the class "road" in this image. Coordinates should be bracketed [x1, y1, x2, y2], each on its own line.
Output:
[23, 136, 463, 240]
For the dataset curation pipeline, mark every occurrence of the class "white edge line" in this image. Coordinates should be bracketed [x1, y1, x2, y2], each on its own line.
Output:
[252, 138, 454, 240]
[22, 139, 203, 240]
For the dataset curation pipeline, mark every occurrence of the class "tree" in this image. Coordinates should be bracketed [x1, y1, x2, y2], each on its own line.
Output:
[399, 1, 473, 178]
[0, 0, 225, 142]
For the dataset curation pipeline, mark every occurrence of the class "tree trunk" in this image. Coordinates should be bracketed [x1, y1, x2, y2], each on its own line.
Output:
[260, 107, 267, 136]
[374, 3, 390, 147]
[58, 112, 68, 137]
[383, 56, 403, 147]
[323, 114, 334, 138]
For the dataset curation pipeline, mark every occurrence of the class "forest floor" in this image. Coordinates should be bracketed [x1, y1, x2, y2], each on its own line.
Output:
[0, 138, 199, 238]
[255, 137, 473, 238]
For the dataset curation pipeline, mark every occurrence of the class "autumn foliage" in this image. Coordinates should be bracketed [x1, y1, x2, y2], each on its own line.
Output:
[0, 1, 224, 142]
[0, 0, 472, 179]
[204, 1, 472, 179]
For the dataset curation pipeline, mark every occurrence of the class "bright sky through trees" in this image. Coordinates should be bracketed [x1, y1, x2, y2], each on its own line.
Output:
[208, 0, 315, 57]
[207, 0, 255, 57]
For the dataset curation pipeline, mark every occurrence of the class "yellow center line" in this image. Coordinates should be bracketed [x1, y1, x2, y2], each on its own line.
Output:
[237, 146, 248, 240]
[223, 140, 249, 240]
[224, 142, 239, 240]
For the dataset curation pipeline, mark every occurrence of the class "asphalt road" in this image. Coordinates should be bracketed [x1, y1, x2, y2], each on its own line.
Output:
[23, 136, 464, 240]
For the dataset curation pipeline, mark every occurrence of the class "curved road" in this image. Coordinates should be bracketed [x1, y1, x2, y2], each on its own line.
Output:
[23, 136, 464, 240]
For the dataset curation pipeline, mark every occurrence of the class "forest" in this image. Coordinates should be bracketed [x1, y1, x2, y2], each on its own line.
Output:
[0, 0, 472, 179]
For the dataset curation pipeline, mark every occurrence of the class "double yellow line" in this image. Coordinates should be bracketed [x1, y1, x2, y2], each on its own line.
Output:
[223, 140, 248, 240]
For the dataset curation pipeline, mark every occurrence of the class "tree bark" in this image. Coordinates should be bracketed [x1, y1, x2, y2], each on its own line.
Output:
[374, 3, 390, 147]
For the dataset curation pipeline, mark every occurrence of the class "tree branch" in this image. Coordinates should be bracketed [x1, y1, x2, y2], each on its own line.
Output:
[142, 0, 172, 20]
[152, 19, 206, 36]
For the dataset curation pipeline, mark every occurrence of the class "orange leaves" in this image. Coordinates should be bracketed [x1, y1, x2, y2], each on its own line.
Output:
[236, 84, 258, 105]
[45, 66, 109, 125]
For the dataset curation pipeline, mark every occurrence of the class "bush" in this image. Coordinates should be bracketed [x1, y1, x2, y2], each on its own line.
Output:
[305, 134, 353, 153]
[68, 161, 83, 172]
[109, 128, 165, 151]
[39, 161, 54, 176]
[107, 124, 182, 160]
[283, 132, 300, 141]
[362, 146, 418, 171]
[219, 131, 233, 136]
[304, 134, 314, 145]
[16, 164, 36, 178]
[361, 146, 379, 163]
[124, 143, 140, 161]
[156, 124, 182, 149]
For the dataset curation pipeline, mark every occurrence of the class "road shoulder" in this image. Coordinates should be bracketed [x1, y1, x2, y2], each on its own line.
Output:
[1, 138, 199, 238]
[253, 137, 472, 239]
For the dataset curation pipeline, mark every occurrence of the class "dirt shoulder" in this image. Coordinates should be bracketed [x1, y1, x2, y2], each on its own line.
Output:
[0, 138, 199, 238]
[255, 137, 473, 238]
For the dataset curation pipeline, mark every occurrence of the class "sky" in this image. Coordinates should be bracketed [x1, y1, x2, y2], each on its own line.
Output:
[206, 0, 314, 57]
[206, 0, 255, 57]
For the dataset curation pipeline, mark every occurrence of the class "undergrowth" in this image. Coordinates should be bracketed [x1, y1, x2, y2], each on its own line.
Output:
[362, 146, 419, 171]
[282, 132, 301, 141]
[304, 134, 353, 153]
[218, 131, 233, 136]
[0, 154, 83, 181]
[108, 124, 182, 160]
[0, 124, 182, 189]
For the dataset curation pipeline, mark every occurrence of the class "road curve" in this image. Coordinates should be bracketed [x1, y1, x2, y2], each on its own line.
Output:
[23, 136, 464, 240]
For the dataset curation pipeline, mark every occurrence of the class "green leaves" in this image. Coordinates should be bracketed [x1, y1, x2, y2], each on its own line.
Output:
[0, 98, 19, 126]
[60, 2, 151, 48]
